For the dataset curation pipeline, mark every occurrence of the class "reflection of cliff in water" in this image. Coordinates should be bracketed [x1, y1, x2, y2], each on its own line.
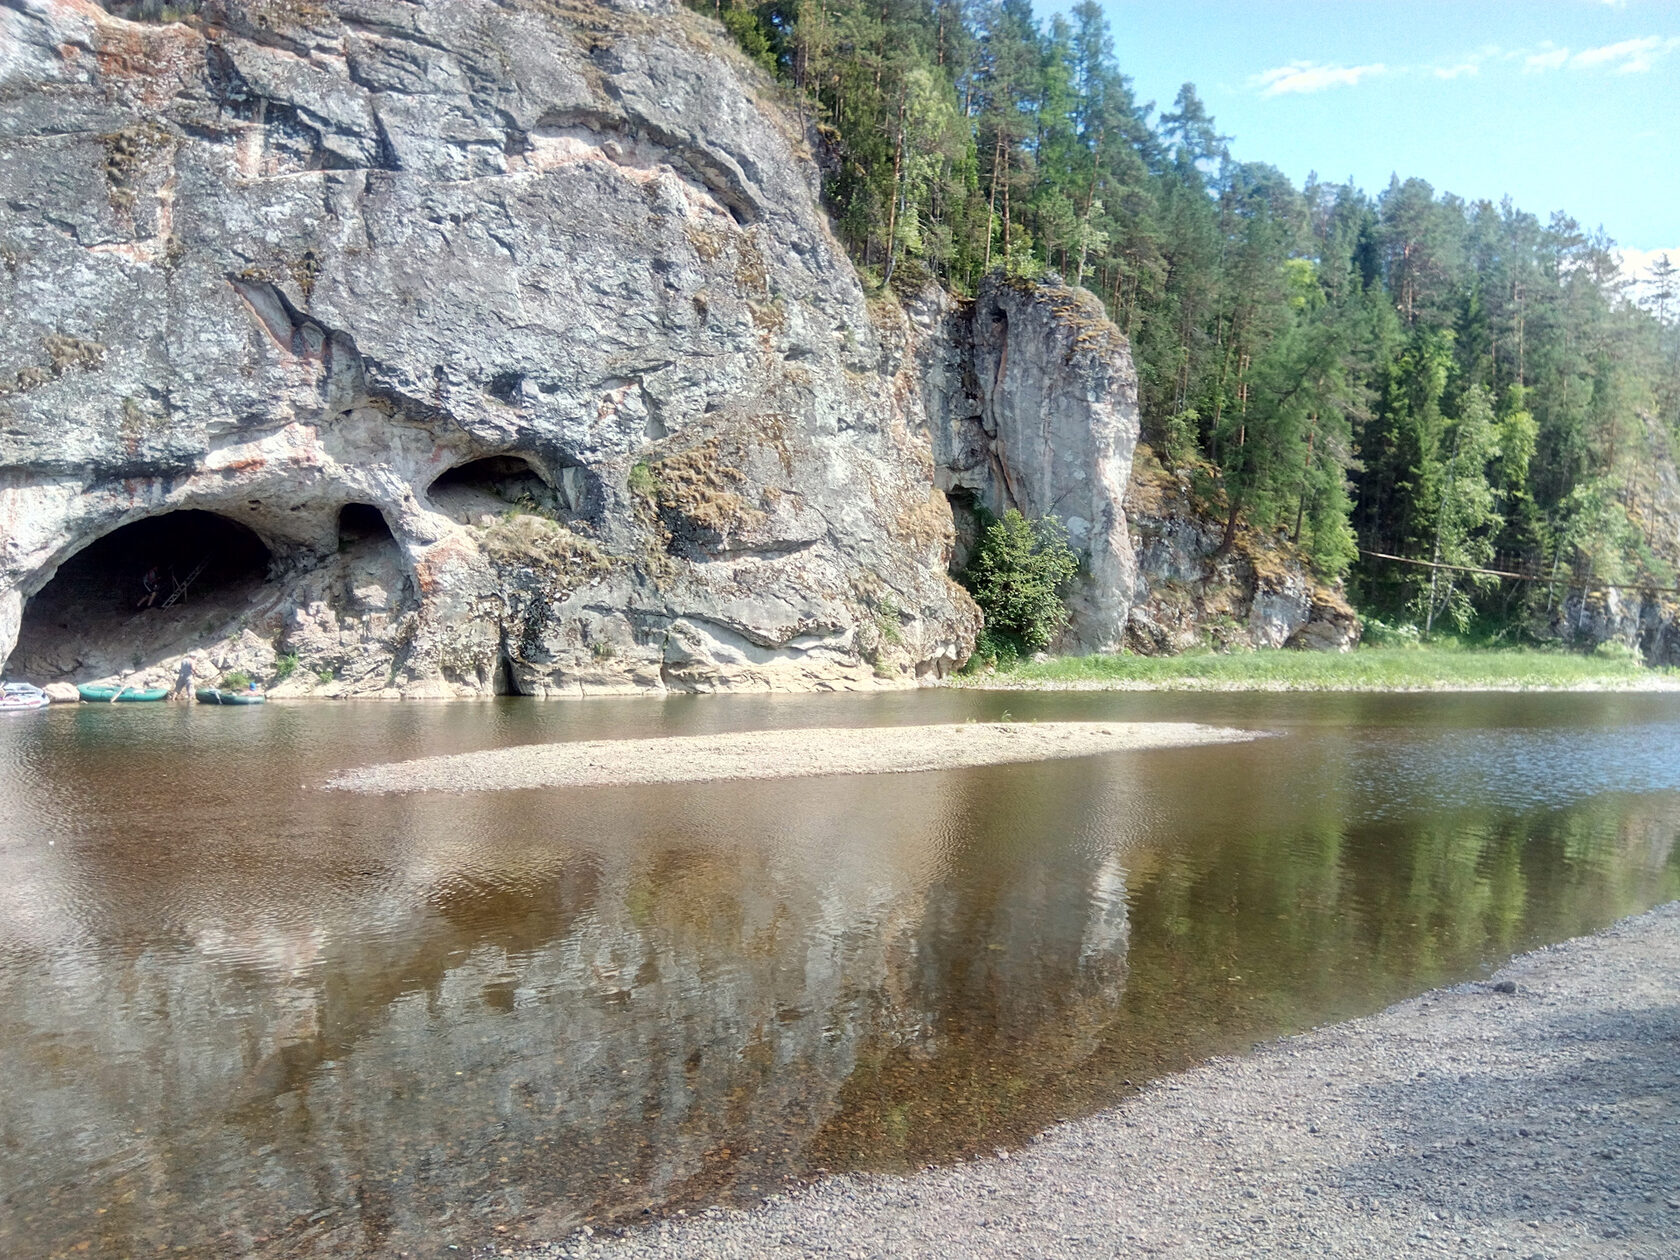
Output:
[0, 765, 1142, 1258]
[3, 699, 1680, 1260]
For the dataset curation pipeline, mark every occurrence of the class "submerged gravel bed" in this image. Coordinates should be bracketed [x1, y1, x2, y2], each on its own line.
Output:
[527, 902, 1680, 1259]
[324, 721, 1256, 794]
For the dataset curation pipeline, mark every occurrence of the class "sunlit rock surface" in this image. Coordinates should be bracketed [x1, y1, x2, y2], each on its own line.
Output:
[1123, 443, 1360, 653]
[912, 275, 1140, 653]
[0, 0, 978, 695]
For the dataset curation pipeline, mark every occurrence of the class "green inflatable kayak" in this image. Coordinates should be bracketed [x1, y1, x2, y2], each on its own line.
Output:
[78, 684, 170, 703]
[195, 688, 266, 705]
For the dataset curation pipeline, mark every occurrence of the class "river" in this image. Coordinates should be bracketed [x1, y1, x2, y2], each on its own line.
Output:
[2, 690, 1678, 1258]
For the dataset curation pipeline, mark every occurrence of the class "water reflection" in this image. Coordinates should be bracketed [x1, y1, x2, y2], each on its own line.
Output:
[0, 693, 1677, 1258]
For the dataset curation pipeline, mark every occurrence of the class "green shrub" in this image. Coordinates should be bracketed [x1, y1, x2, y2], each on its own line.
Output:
[223, 670, 252, 689]
[716, 3, 779, 73]
[1592, 640, 1643, 664]
[962, 627, 1022, 673]
[274, 652, 299, 681]
[1360, 616, 1422, 648]
[874, 594, 905, 647]
[959, 509, 1079, 652]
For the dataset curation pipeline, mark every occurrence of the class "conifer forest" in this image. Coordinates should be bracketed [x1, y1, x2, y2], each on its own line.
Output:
[700, 0, 1680, 634]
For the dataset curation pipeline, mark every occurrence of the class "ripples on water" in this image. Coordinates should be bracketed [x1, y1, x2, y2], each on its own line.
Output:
[1, 691, 1678, 1258]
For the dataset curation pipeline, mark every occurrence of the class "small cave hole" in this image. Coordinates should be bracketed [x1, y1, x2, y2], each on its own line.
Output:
[337, 502, 395, 549]
[486, 371, 525, 405]
[13, 510, 274, 681]
[492, 650, 527, 697]
[945, 487, 982, 574]
[428, 454, 594, 525]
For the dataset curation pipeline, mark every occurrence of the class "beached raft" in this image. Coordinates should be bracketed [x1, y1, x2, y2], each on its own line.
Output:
[77, 684, 169, 703]
[195, 688, 266, 706]
[1, 682, 50, 712]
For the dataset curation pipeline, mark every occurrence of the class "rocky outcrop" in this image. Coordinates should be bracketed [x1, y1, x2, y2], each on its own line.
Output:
[0, 0, 1363, 696]
[908, 276, 1354, 658]
[1124, 444, 1360, 654]
[0, 0, 977, 696]
[1527, 414, 1680, 666]
[1533, 588, 1680, 666]
[911, 275, 1138, 653]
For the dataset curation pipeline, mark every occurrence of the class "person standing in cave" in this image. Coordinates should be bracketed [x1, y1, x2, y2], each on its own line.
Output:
[136, 565, 161, 609]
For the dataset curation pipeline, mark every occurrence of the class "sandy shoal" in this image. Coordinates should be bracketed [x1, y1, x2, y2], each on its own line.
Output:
[324, 720, 1258, 794]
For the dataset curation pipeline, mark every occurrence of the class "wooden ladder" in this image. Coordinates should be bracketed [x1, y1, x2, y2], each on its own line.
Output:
[159, 558, 209, 610]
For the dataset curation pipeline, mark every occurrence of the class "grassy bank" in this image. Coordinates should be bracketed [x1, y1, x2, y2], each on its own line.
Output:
[953, 645, 1680, 692]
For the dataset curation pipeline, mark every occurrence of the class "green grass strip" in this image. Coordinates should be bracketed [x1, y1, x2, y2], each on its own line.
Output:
[958, 646, 1677, 691]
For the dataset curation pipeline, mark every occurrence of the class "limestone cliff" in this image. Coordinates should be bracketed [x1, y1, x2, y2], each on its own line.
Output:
[1, 0, 1355, 698]
[1124, 444, 1360, 654]
[0, 0, 978, 697]
[906, 273, 1353, 657]
[910, 275, 1138, 653]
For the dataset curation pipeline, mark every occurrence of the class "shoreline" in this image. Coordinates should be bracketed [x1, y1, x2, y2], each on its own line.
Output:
[946, 675, 1680, 693]
[324, 721, 1258, 794]
[37, 671, 1680, 705]
[537, 901, 1680, 1259]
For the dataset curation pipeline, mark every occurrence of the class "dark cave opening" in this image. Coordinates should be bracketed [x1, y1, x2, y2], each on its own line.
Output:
[337, 502, 395, 547]
[492, 649, 527, 697]
[13, 511, 274, 680]
[428, 454, 593, 525]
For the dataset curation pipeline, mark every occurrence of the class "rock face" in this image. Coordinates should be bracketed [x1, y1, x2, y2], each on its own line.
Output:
[0, 0, 977, 696]
[1527, 417, 1680, 666]
[1533, 588, 1680, 666]
[1124, 444, 1360, 654]
[912, 275, 1139, 652]
[908, 275, 1354, 658]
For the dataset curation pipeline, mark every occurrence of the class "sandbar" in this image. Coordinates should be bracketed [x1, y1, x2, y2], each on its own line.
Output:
[324, 721, 1258, 794]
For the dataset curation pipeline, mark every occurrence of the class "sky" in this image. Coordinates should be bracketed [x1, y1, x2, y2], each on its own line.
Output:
[1072, 0, 1678, 270]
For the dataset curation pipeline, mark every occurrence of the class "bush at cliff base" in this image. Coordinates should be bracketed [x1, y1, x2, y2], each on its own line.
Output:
[961, 509, 1079, 655]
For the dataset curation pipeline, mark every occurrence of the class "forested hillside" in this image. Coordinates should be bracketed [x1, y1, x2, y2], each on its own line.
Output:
[699, 0, 1680, 636]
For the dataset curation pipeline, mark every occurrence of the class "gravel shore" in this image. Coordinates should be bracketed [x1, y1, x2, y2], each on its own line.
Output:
[528, 902, 1680, 1260]
[325, 721, 1255, 794]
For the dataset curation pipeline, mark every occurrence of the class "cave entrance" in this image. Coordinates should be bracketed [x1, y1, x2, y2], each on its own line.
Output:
[337, 502, 394, 548]
[491, 649, 527, 697]
[12, 510, 274, 681]
[428, 454, 591, 525]
[946, 487, 982, 573]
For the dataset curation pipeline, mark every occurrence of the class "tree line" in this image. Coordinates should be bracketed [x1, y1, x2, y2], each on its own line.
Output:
[697, 0, 1680, 635]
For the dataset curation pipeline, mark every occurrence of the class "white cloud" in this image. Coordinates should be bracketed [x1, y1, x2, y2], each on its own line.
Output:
[1521, 36, 1680, 75]
[1252, 61, 1388, 97]
[1524, 45, 1571, 70]
[1254, 33, 1679, 101]
[1619, 247, 1680, 289]
[1570, 35, 1680, 72]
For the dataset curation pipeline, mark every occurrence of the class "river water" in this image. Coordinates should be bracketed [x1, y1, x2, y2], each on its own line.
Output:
[2, 690, 1678, 1258]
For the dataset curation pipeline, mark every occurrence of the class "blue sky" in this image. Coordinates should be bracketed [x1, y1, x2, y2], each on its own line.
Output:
[1074, 1, 1678, 258]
